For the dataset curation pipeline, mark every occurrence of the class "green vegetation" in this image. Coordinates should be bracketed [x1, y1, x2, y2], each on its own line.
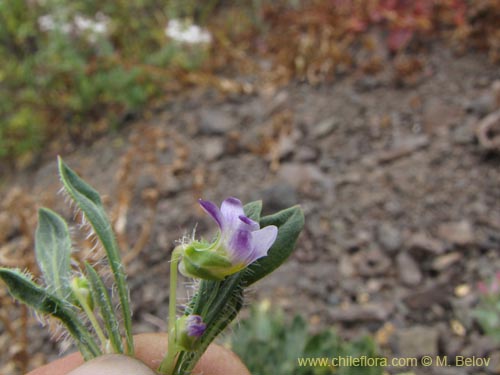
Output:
[227, 302, 382, 375]
[0, 0, 212, 161]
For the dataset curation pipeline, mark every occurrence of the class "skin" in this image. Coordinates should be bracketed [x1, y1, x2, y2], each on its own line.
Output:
[27, 333, 250, 375]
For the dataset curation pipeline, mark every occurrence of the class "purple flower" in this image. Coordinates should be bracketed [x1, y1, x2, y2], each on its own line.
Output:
[175, 314, 206, 351]
[198, 197, 278, 272]
[186, 315, 206, 338]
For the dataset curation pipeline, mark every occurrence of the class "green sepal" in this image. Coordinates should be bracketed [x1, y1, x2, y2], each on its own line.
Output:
[0, 268, 101, 359]
[180, 242, 233, 281]
[57, 156, 134, 355]
[35, 208, 73, 301]
[242, 205, 304, 286]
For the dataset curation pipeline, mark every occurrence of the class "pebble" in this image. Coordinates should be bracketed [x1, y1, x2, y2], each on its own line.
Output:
[396, 252, 423, 286]
[376, 222, 402, 253]
[396, 325, 439, 357]
[260, 183, 299, 213]
[408, 232, 446, 255]
[466, 94, 496, 117]
[329, 302, 394, 322]
[311, 116, 339, 138]
[277, 163, 332, 193]
[202, 137, 225, 161]
[198, 108, 236, 135]
[432, 252, 462, 271]
[437, 220, 475, 246]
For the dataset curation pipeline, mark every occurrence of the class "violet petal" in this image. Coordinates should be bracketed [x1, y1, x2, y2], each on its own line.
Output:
[220, 197, 245, 231]
[186, 315, 206, 337]
[250, 225, 278, 260]
[198, 199, 224, 229]
[238, 215, 260, 231]
[229, 229, 252, 264]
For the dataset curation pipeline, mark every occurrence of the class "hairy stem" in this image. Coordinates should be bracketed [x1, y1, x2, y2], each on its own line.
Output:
[158, 247, 182, 374]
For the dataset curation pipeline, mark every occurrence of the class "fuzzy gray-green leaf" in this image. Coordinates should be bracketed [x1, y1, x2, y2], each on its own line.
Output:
[84, 263, 124, 354]
[35, 208, 73, 300]
[0, 268, 100, 359]
[57, 156, 134, 355]
[243, 200, 262, 222]
[242, 205, 304, 286]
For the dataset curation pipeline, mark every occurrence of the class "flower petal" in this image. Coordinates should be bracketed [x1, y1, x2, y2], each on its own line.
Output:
[238, 215, 260, 231]
[250, 225, 278, 260]
[221, 197, 245, 231]
[198, 199, 223, 229]
[186, 315, 206, 337]
[228, 229, 252, 264]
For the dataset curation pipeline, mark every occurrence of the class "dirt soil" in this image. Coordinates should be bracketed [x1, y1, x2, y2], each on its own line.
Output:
[1, 45, 500, 375]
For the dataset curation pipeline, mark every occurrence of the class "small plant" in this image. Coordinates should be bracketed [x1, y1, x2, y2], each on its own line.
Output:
[228, 301, 382, 375]
[0, 156, 304, 374]
[474, 272, 500, 343]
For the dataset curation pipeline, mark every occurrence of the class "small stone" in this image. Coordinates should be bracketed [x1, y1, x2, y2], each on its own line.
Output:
[437, 221, 475, 246]
[403, 284, 449, 309]
[408, 232, 446, 255]
[452, 119, 476, 145]
[462, 333, 497, 358]
[329, 302, 394, 322]
[260, 183, 299, 214]
[355, 248, 392, 277]
[488, 350, 500, 374]
[466, 94, 496, 117]
[0, 211, 20, 243]
[277, 163, 332, 192]
[312, 116, 339, 138]
[202, 137, 224, 161]
[397, 252, 423, 286]
[198, 108, 236, 135]
[294, 146, 319, 162]
[432, 252, 462, 271]
[376, 222, 402, 253]
[338, 255, 355, 278]
[396, 326, 439, 357]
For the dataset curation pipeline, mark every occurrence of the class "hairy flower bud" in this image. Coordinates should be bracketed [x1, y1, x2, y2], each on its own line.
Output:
[71, 276, 94, 310]
[175, 315, 206, 351]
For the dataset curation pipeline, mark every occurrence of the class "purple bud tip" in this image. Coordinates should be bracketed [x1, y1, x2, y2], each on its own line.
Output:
[186, 315, 206, 337]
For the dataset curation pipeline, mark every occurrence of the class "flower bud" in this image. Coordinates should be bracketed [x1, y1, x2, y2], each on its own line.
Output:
[174, 315, 206, 351]
[71, 276, 94, 310]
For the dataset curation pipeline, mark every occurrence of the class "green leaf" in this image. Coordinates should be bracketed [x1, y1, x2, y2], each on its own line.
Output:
[84, 263, 124, 354]
[242, 205, 304, 286]
[0, 268, 101, 359]
[243, 200, 262, 221]
[57, 156, 134, 355]
[35, 208, 73, 301]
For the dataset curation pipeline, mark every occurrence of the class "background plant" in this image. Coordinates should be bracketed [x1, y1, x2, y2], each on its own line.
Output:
[227, 301, 382, 375]
[474, 273, 500, 343]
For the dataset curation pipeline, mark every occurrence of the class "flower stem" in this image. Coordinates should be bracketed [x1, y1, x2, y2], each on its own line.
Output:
[158, 247, 182, 374]
[73, 288, 108, 350]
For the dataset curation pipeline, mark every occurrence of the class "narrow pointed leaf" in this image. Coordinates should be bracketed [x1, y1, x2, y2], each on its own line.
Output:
[84, 263, 124, 354]
[242, 205, 304, 286]
[57, 156, 134, 355]
[0, 268, 100, 359]
[35, 208, 73, 300]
